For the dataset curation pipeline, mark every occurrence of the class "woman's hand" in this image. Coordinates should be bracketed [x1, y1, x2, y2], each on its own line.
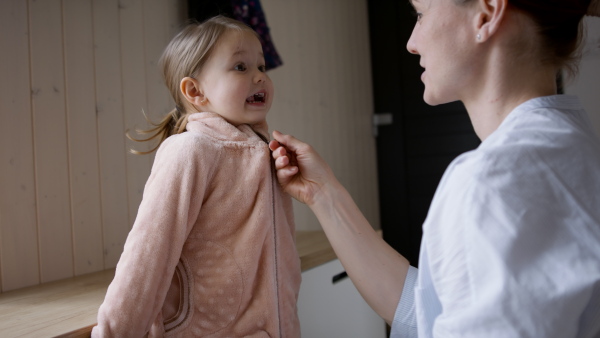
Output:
[269, 131, 338, 206]
[270, 130, 410, 324]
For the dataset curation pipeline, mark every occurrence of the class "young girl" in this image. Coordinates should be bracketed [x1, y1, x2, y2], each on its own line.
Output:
[92, 16, 301, 337]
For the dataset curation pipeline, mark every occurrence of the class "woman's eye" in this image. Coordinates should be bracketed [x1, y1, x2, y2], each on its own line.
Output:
[412, 10, 423, 22]
[258, 65, 266, 72]
[234, 63, 247, 71]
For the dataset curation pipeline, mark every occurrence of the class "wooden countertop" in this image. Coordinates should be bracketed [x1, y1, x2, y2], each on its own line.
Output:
[0, 230, 337, 337]
[295, 230, 338, 272]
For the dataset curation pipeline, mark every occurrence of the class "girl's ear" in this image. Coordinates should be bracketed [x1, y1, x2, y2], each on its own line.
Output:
[474, 0, 507, 42]
[180, 77, 207, 107]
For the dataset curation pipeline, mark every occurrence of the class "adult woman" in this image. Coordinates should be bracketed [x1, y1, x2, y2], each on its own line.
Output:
[269, 0, 600, 337]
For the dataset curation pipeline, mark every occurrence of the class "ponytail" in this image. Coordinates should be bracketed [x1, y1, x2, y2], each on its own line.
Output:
[127, 107, 190, 155]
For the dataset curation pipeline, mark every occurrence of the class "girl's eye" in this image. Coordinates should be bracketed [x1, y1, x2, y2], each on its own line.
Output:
[258, 65, 266, 72]
[234, 63, 247, 71]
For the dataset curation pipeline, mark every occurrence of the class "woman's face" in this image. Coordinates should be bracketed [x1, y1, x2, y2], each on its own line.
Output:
[406, 0, 480, 105]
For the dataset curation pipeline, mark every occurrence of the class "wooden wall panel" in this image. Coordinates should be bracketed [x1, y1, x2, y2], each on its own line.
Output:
[0, 0, 40, 292]
[144, 0, 174, 124]
[29, 0, 74, 283]
[347, 0, 378, 225]
[167, 0, 186, 39]
[63, 0, 104, 276]
[263, 0, 380, 231]
[119, 0, 153, 227]
[92, 0, 131, 270]
[262, 0, 317, 231]
[0, 0, 183, 292]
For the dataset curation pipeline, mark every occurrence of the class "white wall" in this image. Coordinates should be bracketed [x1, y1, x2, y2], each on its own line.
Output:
[565, 17, 600, 133]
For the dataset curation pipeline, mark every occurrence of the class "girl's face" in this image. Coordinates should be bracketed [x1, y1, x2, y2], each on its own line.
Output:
[198, 30, 273, 126]
[406, 0, 480, 105]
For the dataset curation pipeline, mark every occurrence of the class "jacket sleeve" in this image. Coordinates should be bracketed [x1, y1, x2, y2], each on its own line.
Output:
[92, 135, 213, 337]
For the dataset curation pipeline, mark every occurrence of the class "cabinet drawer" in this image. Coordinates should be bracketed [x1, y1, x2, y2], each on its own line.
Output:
[297, 259, 387, 338]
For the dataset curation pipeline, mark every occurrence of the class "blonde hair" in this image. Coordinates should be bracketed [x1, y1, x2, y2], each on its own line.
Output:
[129, 16, 259, 154]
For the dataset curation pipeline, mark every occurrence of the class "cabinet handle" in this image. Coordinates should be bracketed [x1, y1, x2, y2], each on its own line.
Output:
[332, 271, 348, 284]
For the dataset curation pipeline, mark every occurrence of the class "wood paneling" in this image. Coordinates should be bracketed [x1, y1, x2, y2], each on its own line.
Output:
[0, 0, 184, 292]
[262, 0, 380, 231]
[92, 0, 131, 269]
[144, 0, 174, 123]
[119, 0, 153, 227]
[0, 0, 40, 292]
[29, 0, 74, 284]
[63, 0, 104, 276]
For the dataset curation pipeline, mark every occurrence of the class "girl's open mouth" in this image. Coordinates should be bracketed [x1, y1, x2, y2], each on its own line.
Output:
[246, 92, 265, 103]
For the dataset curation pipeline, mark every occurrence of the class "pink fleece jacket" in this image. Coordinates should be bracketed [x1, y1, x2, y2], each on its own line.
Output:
[92, 112, 301, 337]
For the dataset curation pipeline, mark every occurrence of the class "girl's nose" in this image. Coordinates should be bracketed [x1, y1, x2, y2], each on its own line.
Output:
[254, 70, 266, 83]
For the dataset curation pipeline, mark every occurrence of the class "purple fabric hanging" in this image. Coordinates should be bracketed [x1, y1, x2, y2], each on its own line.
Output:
[231, 0, 283, 70]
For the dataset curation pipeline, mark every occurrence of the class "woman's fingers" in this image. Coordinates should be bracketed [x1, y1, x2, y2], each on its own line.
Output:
[276, 165, 298, 182]
[272, 130, 304, 153]
[268, 139, 280, 152]
[269, 130, 332, 205]
[270, 143, 292, 169]
[275, 153, 289, 168]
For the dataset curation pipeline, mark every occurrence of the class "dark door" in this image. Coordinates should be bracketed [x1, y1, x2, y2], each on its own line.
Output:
[368, 0, 481, 266]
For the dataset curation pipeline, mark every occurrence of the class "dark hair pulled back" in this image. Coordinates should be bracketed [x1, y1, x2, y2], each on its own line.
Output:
[508, 0, 591, 75]
[456, 0, 591, 76]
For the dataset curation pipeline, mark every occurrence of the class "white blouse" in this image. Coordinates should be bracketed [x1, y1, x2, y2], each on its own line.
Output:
[392, 95, 600, 338]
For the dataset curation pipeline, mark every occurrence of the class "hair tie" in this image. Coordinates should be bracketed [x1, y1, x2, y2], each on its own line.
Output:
[588, 0, 600, 17]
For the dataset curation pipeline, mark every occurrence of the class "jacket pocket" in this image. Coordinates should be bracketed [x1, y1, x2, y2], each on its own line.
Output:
[163, 259, 192, 333]
[188, 240, 244, 335]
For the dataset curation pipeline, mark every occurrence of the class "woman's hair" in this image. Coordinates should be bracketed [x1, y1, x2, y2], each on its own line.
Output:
[129, 16, 259, 154]
[455, 0, 592, 78]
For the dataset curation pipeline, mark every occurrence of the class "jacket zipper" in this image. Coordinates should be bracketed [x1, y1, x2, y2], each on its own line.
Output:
[269, 148, 282, 336]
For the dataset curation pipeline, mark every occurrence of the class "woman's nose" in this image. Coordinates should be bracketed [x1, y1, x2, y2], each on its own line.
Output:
[406, 27, 419, 55]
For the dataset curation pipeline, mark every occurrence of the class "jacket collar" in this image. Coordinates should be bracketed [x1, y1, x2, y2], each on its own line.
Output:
[186, 112, 269, 143]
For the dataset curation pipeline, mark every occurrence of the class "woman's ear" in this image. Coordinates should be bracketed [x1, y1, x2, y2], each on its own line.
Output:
[180, 77, 207, 107]
[474, 0, 507, 42]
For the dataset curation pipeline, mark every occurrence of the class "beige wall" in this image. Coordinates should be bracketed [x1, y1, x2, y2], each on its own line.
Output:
[262, 0, 380, 233]
[0, 0, 186, 292]
[0, 0, 379, 292]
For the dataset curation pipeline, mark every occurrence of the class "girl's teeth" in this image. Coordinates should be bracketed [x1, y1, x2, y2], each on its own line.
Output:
[246, 93, 265, 103]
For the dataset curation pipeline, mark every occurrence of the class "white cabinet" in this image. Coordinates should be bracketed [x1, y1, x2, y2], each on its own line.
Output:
[297, 259, 387, 338]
